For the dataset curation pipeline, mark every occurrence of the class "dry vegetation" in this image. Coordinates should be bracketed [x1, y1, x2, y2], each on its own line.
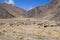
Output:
[0, 18, 60, 40]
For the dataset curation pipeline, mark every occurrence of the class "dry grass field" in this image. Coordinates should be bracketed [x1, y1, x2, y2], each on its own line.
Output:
[0, 18, 60, 40]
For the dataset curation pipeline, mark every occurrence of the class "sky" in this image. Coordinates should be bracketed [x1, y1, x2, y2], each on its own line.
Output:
[0, 0, 52, 11]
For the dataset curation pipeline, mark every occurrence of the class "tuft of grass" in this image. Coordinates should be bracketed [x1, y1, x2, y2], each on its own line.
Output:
[0, 32, 4, 36]
[3, 30, 7, 32]
[37, 36, 43, 40]
[16, 35, 24, 40]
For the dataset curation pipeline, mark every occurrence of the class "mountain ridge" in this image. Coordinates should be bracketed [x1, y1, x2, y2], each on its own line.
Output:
[0, 3, 28, 18]
[28, 0, 60, 21]
[0, 0, 60, 21]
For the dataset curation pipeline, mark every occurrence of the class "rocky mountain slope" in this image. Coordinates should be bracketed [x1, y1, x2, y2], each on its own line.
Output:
[0, 3, 28, 18]
[28, 0, 60, 21]
[0, 0, 60, 20]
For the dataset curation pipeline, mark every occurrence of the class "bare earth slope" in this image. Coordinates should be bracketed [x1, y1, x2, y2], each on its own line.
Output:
[0, 3, 28, 18]
[28, 0, 60, 21]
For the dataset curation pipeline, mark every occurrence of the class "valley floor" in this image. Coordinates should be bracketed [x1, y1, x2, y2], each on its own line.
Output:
[0, 18, 60, 40]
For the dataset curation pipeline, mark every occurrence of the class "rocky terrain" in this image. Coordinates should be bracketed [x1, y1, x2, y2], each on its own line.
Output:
[0, 0, 60, 40]
[0, 3, 28, 18]
[28, 0, 60, 21]
[0, 18, 60, 40]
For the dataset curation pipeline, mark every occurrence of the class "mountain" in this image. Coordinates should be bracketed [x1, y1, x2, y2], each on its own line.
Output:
[28, 0, 60, 21]
[0, 0, 60, 20]
[0, 3, 28, 18]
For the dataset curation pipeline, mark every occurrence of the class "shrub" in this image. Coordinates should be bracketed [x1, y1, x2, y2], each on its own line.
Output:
[3, 30, 7, 32]
[0, 32, 4, 36]
[44, 25, 49, 28]
[37, 36, 43, 40]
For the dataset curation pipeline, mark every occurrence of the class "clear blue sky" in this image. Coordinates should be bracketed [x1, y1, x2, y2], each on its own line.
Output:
[0, 0, 52, 11]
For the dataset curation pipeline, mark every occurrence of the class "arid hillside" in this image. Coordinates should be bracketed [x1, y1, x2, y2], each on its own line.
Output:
[28, 0, 60, 21]
[0, 0, 60, 20]
[0, 3, 28, 18]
